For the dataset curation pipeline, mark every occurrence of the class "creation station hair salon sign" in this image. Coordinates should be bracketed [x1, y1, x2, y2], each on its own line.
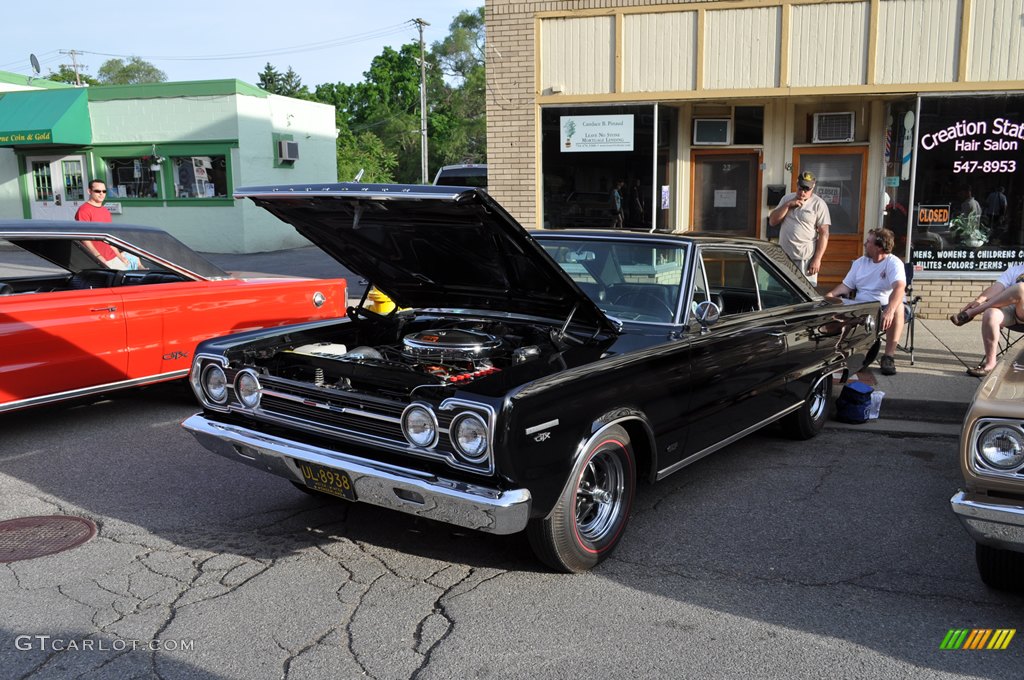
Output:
[912, 94, 1024, 272]
[560, 114, 634, 152]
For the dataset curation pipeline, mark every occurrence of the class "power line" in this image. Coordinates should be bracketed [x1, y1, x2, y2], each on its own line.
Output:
[0, 21, 416, 74]
[84, 22, 415, 62]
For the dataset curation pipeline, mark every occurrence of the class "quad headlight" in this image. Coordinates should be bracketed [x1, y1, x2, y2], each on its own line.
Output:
[201, 364, 228, 404]
[976, 424, 1024, 470]
[402, 404, 438, 448]
[451, 412, 489, 463]
[235, 369, 262, 409]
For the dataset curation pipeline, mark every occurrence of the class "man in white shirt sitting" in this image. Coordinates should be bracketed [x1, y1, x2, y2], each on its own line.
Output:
[824, 228, 907, 375]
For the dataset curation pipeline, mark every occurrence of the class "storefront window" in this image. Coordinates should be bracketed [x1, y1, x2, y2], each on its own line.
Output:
[107, 157, 161, 198]
[171, 155, 228, 198]
[541, 105, 656, 230]
[911, 94, 1024, 272]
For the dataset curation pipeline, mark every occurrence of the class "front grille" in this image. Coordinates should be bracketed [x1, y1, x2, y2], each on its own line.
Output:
[254, 376, 462, 459]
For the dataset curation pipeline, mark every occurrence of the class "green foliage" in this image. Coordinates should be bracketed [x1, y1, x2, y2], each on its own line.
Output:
[45, 64, 99, 86]
[271, 6, 487, 184]
[257, 63, 311, 99]
[96, 57, 166, 85]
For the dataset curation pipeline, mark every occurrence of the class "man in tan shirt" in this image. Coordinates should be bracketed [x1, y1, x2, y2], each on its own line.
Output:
[769, 170, 831, 285]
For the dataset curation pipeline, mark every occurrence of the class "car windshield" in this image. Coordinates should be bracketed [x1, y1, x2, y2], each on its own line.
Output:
[539, 238, 687, 323]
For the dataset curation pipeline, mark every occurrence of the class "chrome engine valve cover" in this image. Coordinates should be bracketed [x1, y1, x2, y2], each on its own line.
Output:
[402, 328, 503, 362]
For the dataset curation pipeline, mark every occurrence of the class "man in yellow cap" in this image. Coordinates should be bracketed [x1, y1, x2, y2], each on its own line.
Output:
[769, 170, 832, 285]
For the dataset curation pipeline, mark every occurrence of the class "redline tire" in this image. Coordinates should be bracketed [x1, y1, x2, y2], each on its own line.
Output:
[528, 425, 636, 573]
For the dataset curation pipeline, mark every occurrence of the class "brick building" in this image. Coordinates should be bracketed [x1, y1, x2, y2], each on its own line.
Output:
[484, 0, 1024, 316]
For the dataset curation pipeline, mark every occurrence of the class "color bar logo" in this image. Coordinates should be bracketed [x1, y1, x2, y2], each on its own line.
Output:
[941, 629, 1016, 650]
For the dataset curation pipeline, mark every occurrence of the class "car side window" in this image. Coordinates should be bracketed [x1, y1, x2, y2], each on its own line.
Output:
[700, 248, 759, 316]
[751, 254, 805, 309]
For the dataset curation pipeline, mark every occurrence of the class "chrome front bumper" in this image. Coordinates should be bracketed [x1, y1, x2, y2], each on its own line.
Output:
[950, 490, 1024, 552]
[182, 414, 531, 535]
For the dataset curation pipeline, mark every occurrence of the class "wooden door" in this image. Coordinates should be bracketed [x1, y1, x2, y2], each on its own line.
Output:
[792, 147, 869, 289]
[691, 149, 762, 236]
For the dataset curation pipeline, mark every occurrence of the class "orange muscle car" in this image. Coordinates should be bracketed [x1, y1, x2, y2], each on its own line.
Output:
[0, 221, 346, 413]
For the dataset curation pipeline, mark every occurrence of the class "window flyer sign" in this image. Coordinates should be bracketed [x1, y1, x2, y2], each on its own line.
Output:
[561, 115, 635, 152]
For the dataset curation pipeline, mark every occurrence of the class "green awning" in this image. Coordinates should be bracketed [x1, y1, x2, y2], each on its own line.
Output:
[0, 88, 91, 147]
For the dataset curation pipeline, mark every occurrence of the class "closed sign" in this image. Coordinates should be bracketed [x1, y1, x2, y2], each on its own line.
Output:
[917, 204, 951, 227]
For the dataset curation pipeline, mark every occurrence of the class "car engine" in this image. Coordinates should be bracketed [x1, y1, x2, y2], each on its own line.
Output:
[251, 317, 556, 397]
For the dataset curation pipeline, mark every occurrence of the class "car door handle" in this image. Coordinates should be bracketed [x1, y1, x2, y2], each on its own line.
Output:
[90, 306, 116, 312]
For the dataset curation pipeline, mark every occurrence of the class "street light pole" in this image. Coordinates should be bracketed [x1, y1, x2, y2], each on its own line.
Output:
[414, 18, 430, 184]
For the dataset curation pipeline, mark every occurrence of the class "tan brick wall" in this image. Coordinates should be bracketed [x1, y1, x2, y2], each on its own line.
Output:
[485, 0, 691, 227]
[914, 279, 991, 319]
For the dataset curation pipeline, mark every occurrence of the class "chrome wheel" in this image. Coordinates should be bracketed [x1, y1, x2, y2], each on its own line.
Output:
[808, 374, 830, 422]
[575, 449, 627, 542]
[782, 373, 833, 440]
[527, 424, 636, 572]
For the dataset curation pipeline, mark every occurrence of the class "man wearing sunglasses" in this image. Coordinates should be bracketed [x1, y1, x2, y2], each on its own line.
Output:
[76, 179, 134, 269]
[769, 170, 831, 285]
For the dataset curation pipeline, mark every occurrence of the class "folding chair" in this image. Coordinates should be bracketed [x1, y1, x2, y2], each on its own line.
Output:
[897, 261, 922, 365]
[998, 324, 1024, 357]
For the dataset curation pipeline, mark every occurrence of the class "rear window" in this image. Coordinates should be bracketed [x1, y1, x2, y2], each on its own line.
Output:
[433, 166, 487, 189]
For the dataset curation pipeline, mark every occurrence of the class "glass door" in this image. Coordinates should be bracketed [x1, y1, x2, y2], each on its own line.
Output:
[792, 147, 868, 288]
[27, 155, 87, 220]
[690, 149, 762, 236]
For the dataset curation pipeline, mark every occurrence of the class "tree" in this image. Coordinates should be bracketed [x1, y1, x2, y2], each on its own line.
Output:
[304, 6, 487, 184]
[258, 63, 310, 99]
[428, 7, 486, 168]
[45, 64, 99, 86]
[257, 63, 281, 92]
[96, 57, 166, 85]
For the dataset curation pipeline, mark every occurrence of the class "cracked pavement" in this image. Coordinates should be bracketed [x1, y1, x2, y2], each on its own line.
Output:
[1, 385, 1022, 679]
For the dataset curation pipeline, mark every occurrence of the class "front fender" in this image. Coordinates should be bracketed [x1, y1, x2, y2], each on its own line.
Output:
[500, 401, 657, 518]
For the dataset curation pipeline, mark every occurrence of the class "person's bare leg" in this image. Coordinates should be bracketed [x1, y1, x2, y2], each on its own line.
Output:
[978, 307, 1007, 371]
[965, 282, 1024, 322]
[884, 310, 904, 356]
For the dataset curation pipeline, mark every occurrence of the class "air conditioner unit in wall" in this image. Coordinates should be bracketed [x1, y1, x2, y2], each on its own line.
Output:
[277, 140, 299, 162]
[812, 112, 855, 143]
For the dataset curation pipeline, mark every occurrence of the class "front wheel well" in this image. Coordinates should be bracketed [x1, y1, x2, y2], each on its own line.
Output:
[614, 417, 655, 484]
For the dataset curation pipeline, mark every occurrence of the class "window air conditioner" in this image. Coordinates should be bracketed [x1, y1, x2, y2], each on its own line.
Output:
[693, 119, 731, 145]
[812, 112, 855, 143]
[277, 140, 299, 162]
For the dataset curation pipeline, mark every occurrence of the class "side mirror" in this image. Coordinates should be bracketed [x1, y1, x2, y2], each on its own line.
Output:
[694, 300, 721, 327]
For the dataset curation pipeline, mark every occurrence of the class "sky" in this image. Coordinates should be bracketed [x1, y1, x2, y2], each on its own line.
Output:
[0, 0, 482, 87]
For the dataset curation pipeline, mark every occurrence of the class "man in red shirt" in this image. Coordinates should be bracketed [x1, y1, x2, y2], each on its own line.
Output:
[76, 179, 132, 268]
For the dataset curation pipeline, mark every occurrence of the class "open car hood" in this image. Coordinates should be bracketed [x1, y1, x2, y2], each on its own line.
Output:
[235, 183, 616, 333]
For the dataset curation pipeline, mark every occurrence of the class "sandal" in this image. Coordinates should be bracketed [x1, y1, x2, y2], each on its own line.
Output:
[967, 364, 994, 377]
[950, 311, 971, 326]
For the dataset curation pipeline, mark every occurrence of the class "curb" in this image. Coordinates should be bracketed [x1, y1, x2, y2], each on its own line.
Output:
[879, 397, 967, 425]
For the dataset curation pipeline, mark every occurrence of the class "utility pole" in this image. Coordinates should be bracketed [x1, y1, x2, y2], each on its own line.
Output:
[59, 49, 83, 86]
[413, 18, 430, 184]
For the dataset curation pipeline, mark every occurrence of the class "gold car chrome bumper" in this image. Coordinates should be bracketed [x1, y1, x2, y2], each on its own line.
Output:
[951, 490, 1024, 552]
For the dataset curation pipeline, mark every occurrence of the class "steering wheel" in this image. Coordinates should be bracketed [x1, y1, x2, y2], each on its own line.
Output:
[610, 291, 674, 317]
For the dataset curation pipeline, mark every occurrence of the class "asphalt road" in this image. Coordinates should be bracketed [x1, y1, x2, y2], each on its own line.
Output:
[1, 389, 1022, 679]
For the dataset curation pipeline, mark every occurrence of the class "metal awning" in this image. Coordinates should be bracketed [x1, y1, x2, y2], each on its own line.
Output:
[0, 88, 91, 147]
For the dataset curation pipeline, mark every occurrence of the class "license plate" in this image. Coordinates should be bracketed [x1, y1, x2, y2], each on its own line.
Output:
[295, 460, 357, 501]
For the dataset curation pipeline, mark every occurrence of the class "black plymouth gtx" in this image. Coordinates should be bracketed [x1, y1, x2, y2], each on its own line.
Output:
[183, 184, 879, 572]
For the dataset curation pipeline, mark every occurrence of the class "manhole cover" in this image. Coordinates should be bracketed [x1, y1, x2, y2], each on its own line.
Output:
[0, 515, 97, 563]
